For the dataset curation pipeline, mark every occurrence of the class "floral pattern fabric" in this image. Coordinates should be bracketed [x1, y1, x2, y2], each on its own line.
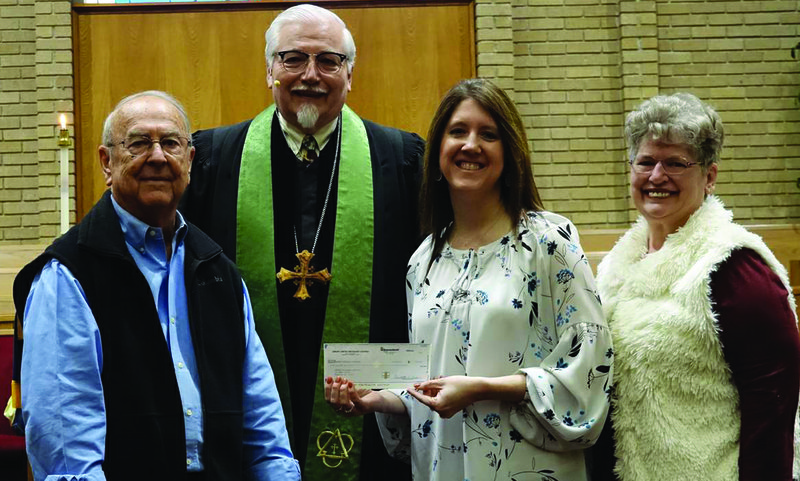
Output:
[378, 211, 612, 481]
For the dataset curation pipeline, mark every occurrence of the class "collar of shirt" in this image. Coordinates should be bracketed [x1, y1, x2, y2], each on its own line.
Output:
[277, 111, 338, 161]
[110, 194, 188, 259]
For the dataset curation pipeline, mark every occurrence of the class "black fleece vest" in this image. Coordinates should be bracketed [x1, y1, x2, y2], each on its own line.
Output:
[14, 191, 246, 481]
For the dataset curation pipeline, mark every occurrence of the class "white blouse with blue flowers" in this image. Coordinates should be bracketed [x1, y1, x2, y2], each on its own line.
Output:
[377, 211, 612, 481]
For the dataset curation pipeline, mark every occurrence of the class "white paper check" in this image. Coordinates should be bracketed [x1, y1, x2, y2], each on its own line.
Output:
[323, 343, 430, 389]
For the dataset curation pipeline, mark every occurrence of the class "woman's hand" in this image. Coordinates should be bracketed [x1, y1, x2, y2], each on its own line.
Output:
[407, 376, 479, 419]
[324, 376, 382, 417]
[407, 374, 527, 419]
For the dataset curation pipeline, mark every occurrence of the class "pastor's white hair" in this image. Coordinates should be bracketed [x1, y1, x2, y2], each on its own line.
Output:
[264, 4, 356, 74]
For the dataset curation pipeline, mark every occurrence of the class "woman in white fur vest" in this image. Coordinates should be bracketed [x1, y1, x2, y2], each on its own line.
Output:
[593, 93, 800, 481]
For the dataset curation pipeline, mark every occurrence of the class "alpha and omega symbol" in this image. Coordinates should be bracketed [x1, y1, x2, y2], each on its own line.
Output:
[316, 428, 354, 468]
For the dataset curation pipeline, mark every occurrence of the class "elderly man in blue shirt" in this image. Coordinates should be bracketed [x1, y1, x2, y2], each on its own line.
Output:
[13, 90, 300, 481]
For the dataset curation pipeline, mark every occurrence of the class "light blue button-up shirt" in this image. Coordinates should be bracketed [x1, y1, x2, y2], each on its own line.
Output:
[21, 197, 300, 481]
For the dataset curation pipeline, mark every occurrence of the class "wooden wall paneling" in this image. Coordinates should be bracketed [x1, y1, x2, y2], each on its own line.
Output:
[74, 4, 475, 219]
[341, 6, 474, 132]
[579, 224, 800, 277]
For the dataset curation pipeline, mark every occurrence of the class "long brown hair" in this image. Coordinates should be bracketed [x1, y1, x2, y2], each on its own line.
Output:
[420, 78, 543, 262]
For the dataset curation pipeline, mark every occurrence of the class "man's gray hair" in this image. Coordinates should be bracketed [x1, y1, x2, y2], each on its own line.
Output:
[624, 92, 724, 167]
[101, 90, 192, 146]
[264, 4, 356, 74]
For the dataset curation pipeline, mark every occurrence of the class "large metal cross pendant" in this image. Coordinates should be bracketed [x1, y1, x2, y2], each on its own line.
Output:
[276, 250, 332, 301]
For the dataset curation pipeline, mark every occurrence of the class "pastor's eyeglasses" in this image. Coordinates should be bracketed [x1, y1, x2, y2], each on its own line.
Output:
[277, 50, 348, 74]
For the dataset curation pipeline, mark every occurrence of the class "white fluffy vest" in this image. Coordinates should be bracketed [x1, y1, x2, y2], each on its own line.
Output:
[596, 196, 798, 481]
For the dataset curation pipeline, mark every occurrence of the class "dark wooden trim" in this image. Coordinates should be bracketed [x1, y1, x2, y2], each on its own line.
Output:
[73, 0, 472, 14]
[72, 9, 86, 220]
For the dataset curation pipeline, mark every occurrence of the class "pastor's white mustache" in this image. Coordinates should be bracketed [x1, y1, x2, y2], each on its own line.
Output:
[291, 85, 328, 95]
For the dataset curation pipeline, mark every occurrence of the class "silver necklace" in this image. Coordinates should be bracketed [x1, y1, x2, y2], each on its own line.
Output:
[277, 114, 341, 300]
[293, 115, 341, 254]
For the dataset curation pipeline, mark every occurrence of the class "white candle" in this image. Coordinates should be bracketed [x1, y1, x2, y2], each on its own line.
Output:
[59, 114, 69, 234]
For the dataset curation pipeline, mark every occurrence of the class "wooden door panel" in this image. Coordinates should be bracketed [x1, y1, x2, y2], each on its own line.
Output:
[74, 4, 474, 218]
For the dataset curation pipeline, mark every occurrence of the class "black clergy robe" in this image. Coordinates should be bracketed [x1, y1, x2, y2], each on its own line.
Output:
[179, 111, 424, 480]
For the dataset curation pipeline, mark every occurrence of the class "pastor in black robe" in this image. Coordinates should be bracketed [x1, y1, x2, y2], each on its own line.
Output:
[179, 110, 424, 480]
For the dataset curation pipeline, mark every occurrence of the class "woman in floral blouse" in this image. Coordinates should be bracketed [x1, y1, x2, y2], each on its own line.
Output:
[325, 79, 612, 481]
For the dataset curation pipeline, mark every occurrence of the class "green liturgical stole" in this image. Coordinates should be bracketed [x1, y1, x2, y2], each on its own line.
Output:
[236, 104, 373, 480]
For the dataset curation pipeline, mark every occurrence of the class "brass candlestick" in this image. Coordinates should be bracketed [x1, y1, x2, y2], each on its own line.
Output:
[58, 127, 71, 147]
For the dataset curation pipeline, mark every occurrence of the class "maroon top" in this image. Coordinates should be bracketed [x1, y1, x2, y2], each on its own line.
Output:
[711, 248, 800, 481]
[590, 248, 799, 481]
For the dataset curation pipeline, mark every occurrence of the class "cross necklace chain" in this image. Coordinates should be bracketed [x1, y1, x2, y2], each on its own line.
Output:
[276, 115, 341, 300]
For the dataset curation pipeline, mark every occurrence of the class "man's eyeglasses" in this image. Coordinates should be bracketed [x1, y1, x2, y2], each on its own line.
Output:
[277, 50, 348, 74]
[631, 158, 699, 175]
[110, 135, 191, 158]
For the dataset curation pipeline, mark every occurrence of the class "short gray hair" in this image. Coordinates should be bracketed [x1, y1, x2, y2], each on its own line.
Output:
[624, 92, 724, 167]
[101, 90, 191, 146]
[264, 4, 356, 74]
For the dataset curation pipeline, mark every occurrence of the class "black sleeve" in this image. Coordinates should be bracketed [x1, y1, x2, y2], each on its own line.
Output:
[400, 130, 425, 255]
[179, 120, 252, 261]
[359, 122, 424, 481]
[587, 415, 620, 481]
